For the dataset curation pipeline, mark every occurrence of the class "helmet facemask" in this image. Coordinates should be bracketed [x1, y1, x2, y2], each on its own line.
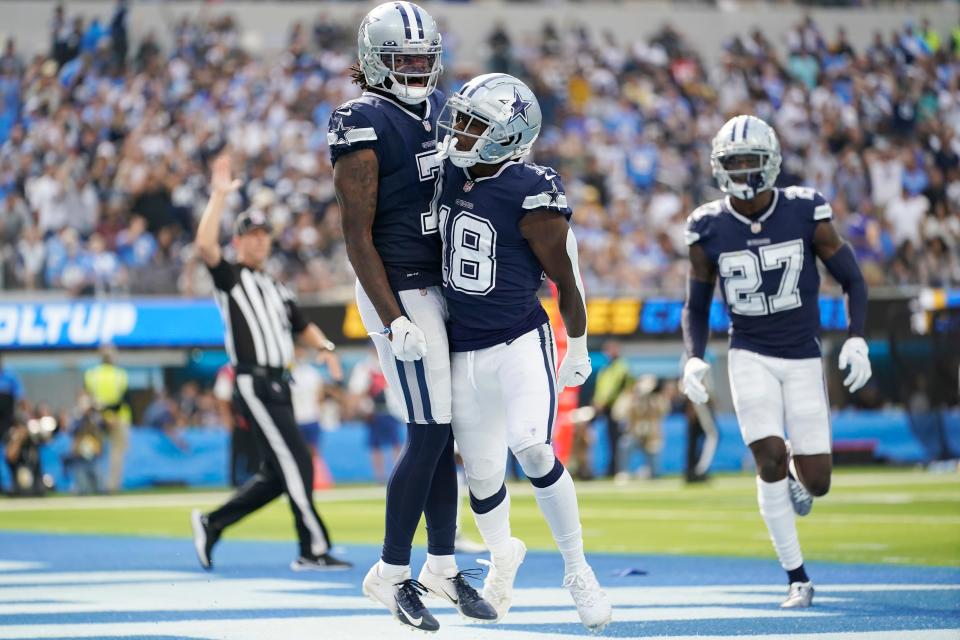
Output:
[436, 94, 535, 168]
[360, 40, 442, 104]
[711, 149, 780, 200]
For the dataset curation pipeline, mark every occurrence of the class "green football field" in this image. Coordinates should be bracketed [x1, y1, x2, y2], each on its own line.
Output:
[1, 468, 957, 567]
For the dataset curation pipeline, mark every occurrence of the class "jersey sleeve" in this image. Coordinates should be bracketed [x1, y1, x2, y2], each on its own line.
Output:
[684, 201, 722, 247]
[277, 283, 309, 333]
[520, 167, 573, 220]
[781, 186, 833, 223]
[206, 257, 237, 291]
[327, 104, 381, 166]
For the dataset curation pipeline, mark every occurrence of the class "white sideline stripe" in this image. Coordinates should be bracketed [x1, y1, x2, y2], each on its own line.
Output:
[0, 571, 200, 585]
[236, 374, 328, 555]
[0, 561, 44, 571]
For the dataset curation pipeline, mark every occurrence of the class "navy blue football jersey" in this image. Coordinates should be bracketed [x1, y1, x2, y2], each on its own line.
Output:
[685, 186, 834, 359]
[438, 160, 573, 352]
[328, 90, 445, 290]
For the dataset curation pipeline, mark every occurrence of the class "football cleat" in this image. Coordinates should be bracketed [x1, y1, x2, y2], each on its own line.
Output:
[781, 581, 815, 608]
[477, 537, 526, 621]
[418, 565, 498, 622]
[787, 472, 814, 516]
[563, 565, 612, 632]
[190, 509, 219, 571]
[289, 553, 352, 572]
[362, 563, 439, 633]
[785, 444, 814, 517]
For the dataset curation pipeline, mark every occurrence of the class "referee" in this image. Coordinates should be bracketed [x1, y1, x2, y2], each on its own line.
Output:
[190, 152, 350, 571]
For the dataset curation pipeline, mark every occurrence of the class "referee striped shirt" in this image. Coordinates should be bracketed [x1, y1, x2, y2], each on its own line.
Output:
[208, 259, 306, 369]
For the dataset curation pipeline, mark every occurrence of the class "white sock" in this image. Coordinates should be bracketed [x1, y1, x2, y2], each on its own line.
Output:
[426, 553, 457, 576]
[532, 468, 587, 576]
[472, 490, 514, 563]
[377, 559, 409, 580]
[756, 476, 803, 571]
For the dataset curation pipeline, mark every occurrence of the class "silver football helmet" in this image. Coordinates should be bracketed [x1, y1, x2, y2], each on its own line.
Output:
[711, 115, 782, 200]
[436, 73, 542, 168]
[357, 1, 442, 105]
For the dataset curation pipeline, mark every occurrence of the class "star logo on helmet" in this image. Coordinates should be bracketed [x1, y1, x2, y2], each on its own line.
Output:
[507, 87, 532, 125]
[329, 118, 354, 146]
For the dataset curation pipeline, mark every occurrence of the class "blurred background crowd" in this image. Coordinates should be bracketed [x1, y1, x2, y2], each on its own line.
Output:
[0, 2, 958, 298]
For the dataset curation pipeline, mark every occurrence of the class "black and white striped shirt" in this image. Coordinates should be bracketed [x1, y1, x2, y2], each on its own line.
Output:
[208, 259, 306, 369]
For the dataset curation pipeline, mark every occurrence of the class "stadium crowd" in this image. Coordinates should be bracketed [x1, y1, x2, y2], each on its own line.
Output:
[0, 3, 958, 297]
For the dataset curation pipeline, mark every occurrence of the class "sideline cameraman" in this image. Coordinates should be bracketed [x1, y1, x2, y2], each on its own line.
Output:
[0, 355, 25, 495]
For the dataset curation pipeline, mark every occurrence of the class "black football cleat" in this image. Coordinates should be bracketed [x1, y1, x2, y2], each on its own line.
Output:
[290, 552, 353, 571]
[190, 509, 219, 570]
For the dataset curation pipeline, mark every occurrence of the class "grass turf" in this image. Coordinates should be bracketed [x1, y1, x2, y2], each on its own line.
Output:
[1, 468, 957, 567]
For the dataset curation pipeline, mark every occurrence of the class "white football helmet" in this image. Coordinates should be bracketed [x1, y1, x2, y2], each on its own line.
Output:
[710, 115, 782, 200]
[357, 1, 442, 104]
[436, 73, 542, 168]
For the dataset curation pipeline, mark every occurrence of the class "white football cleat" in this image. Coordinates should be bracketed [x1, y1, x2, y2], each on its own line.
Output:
[781, 581, 815, 608]
[563, 565, 612, 632]
[785, 443, 814, 516]
[477, 537, 526, 621]
[787, 473, 814, 516]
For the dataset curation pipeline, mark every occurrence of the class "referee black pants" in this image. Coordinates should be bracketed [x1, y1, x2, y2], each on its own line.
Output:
[207, 373, 332, 558]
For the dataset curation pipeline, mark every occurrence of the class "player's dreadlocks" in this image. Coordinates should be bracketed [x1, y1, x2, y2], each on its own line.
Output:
[350, 62, 370, 91]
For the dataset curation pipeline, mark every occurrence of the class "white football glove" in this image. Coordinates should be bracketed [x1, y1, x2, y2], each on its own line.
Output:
[557, 334, 592, 389]
[388, 316, 427, 362]
[681, 357, 711, 405]
[839, 336, 871, 394]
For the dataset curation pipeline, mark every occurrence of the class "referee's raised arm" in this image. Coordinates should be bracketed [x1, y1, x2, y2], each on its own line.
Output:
[195, 151, 241, 269]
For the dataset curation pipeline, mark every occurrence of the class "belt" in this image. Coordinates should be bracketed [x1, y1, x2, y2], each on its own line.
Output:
[236, 364, 289, 380]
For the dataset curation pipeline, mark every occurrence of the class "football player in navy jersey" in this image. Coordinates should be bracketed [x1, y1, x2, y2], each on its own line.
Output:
[433, 74, 612, 632]
[329, 2, 495, 632]
[680, 115, 872, 609]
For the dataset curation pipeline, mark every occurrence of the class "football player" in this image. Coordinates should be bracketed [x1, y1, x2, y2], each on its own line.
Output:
[433, 73, 613, 632]
[680, 115, 871, 608]
[329, 2, 495, 632]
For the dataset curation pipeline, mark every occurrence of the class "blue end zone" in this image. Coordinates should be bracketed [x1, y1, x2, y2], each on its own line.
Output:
[0, 532, 957, 639]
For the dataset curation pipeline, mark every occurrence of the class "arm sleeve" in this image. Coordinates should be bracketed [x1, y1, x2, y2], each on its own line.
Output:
[823, 243, 868, 337]
[682, 278, 714, 359]
[682, 210, 716, 359]
[328, 107, 381, 167]
[206, 257, 236, 291]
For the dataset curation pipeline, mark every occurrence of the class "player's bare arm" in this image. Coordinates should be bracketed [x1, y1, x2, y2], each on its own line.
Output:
[520, 208, 592, 389]
[195, 151, 241, 268]
[519, 210, 586, 337]
[334, 149, 401, 326]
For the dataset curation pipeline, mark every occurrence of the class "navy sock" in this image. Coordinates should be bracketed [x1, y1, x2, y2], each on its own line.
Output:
[423, 429, 457, 557]
[381, 423, 453, 566]
[787, 564, 809, 584]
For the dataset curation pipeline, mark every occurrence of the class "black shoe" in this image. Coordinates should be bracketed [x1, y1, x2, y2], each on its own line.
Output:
[449, 569, 498, 621]
[190, 509, 219, 570]
[290, 552, 353, 571]
[394, 579, 440, 632]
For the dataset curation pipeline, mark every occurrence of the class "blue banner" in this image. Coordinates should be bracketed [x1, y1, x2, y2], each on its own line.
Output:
[0, 299, 225, 350]
[638, 296, 848, 335]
